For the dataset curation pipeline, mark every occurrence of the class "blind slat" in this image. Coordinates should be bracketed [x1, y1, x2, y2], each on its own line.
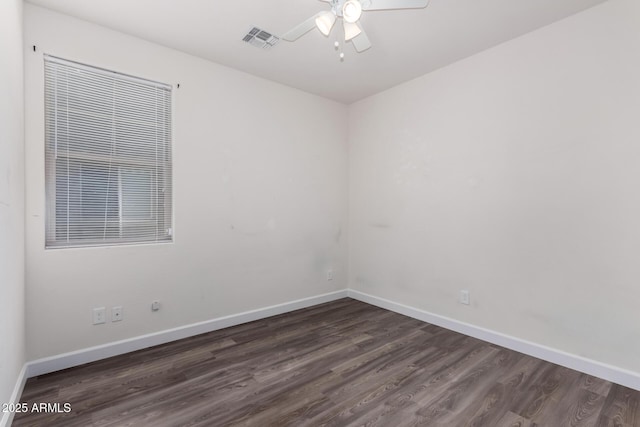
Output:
[45, 55, 173, 248]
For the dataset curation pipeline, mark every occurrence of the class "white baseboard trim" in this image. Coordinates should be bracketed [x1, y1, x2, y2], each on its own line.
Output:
[26, 290, 349, 378]
[347, 289, 640, 391]
[0, 364, 28, 427]
[23, 288, 640, 392]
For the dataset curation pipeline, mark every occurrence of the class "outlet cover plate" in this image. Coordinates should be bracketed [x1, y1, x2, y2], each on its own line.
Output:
[112, 306, 123, 322]
[93, 307, 106, 325]
[460, 290, 470, 305]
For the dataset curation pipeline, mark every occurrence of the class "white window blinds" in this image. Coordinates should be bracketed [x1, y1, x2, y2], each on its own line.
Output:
[44, 55, 173, 248]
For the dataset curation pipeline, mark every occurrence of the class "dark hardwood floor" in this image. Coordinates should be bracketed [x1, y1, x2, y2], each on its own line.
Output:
[13, 298, 640, 426]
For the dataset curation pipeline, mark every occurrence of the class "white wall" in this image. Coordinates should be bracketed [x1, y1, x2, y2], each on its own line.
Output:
[0, 0, 25, 420]
[24, 5, 348, 360]
[349, 0, 640, 374]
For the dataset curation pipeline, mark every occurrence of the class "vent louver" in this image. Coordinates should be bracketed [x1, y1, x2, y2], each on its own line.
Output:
[243, 27, 280, 50]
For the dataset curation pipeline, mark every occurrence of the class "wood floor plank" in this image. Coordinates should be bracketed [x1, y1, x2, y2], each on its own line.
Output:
[13, 298, 640, 426]
[526, 371, 607, 427]
[495, 410, 535, 427]
[510, 363, 568, 419]
[596, 384, 640, 427]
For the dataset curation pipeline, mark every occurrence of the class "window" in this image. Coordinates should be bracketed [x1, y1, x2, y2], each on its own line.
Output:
[44, 55, 173, 248]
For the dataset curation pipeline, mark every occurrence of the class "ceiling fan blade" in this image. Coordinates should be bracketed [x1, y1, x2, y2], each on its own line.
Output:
[362, 0, 429, 11]
[351, 25, 371, 52]
[282, 13, 323, 41]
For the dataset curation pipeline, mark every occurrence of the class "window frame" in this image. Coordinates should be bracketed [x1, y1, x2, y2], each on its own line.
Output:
[44, 55, 174, 249]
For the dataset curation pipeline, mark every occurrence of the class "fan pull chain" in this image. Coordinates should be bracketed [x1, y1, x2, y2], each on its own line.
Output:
[335, 41, 345, 61]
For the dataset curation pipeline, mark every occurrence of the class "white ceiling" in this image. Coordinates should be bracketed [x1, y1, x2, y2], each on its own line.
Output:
[26, 0, 607, 104]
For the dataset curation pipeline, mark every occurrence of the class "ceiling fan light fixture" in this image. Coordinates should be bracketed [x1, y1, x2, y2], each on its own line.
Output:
[315, 11, 336, 36]
[343, 21, 362, 41]
[342, 0, 362, 24]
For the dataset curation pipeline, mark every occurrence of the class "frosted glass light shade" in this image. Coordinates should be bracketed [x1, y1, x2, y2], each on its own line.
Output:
[342, 0, 362, 24]
[344, 21, 362, 41]
[316, 12, 336, 36]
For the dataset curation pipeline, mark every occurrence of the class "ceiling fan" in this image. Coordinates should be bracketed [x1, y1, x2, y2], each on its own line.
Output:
[282, 0, 430, 53]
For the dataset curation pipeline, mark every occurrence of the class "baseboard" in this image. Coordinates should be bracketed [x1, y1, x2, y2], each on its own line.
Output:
[26, 290, 348, 378]
[24, 288, 640, 391]
[347, 289, 640, 391]
[0, 364, 28, 427]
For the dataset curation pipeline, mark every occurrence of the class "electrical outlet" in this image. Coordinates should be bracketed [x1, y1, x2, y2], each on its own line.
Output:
[460, 290, 470, 305]
[151, 300, 161, 312]
[93, 307, 106, 325]
[112, 306, 123, 322]
[326, 269, 334, 281]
